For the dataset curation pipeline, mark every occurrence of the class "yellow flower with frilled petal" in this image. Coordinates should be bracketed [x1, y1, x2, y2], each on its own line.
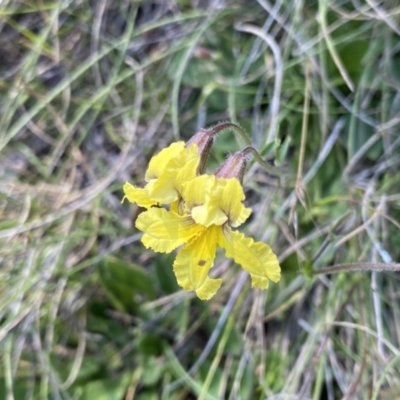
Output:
[122, 142, 200, 208]
[135, 174, 281, 300]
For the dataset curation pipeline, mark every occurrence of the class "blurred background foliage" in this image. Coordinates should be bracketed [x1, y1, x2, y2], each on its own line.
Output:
[1, 0, 400, 399]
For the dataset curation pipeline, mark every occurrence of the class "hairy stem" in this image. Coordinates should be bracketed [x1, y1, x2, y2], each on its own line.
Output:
[313, 262, 400, 276]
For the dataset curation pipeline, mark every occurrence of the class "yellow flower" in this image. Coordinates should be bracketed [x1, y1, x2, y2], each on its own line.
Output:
[122, 142, 200, 208]
[135, 174, 281, 300]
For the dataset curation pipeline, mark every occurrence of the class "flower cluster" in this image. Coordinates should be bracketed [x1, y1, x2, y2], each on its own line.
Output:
[123, 126, 281, 300]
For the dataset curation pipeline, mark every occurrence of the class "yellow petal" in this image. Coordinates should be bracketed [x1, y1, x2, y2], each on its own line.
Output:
[183, 175, 213, 211]
[215, 178, 252, 227]
[122, 182, 158, 208]
[148, 175, 179, 204]
[218, 227, 281, 289]
[174, 151, 200, 193]
[183, 175, 228, 226]
[170, 200, 180, 214]
[149, 144, 200, 204]
[136, 208, 202, 253]
[145, 141, 185, 181]
[191, 203, 227, 227]
[185, 177, 251, 228]
[173, 225, 222, 300]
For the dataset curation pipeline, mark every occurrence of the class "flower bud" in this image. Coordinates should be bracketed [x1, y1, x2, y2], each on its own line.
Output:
[185, 128, 215, 174]
[215, 150, 248, 182]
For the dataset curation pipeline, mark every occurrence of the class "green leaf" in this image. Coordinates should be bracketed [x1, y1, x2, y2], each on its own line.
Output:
[141, 356, 163, 386]
[154, 253, 179, 294]
[260, 138, 281, 158]
[138, 335, 164, 357]
[74, 373, 131, 400]
[98, 256, 155, 313]
[276, 136, 291, 166]
[0, 378, 33, 400]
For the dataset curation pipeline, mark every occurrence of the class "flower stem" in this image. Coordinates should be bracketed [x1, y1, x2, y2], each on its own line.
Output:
[207, 121, 252, 147]
[208, 122, 284, 176]
[312, 262, 400, 276]
[242, 146, 284, 176]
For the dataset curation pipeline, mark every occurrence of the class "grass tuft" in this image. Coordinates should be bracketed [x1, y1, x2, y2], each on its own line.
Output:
[1, 0, 400, 398]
